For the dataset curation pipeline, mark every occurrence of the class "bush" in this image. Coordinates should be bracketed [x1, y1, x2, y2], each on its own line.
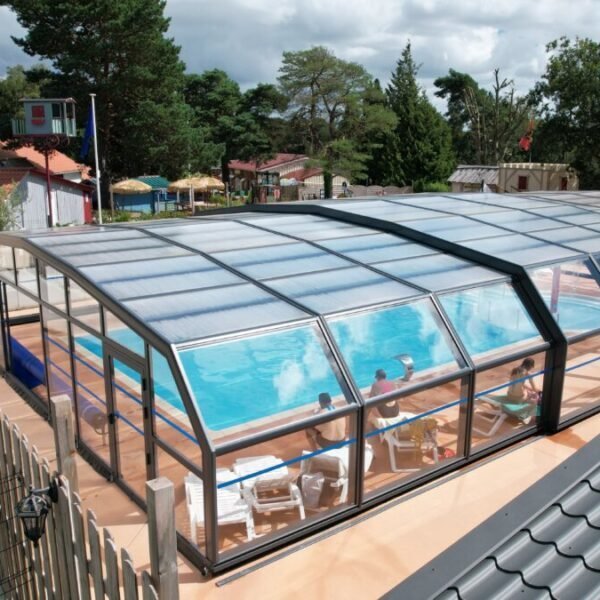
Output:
[413, 180, 450, 193]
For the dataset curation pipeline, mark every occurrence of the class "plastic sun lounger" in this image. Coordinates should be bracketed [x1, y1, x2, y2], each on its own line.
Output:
[300, 443, 374, 503]
[232, 455, 305, 520]
[184, 469, 255, 544]
[373, 415, 439, 473]
[473, 395, 536, 437]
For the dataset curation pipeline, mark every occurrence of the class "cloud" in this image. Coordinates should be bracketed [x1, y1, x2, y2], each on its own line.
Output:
[2, 0, 599, 109]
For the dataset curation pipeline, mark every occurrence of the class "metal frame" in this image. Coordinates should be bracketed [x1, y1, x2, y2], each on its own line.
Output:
[0, 190, 598, 573]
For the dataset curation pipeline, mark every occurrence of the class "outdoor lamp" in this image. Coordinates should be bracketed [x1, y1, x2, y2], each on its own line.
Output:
[15, 480, 58, 546]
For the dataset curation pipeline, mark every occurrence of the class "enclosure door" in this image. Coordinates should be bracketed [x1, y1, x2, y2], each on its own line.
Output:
[105, 348, 151, 502]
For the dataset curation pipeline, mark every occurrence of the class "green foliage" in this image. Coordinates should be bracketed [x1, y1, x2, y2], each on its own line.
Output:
[6, 0, 197, 186]
[413, 181, 450, 193]
[0, 64, 49, 139]
[379, 43, 455, 187]
[0, 185, 22, 231]
[435, 67, 531, 165]
[533, 37, 600, 188]
[278, 46, 396, 195]
[184, 70, 284, 184]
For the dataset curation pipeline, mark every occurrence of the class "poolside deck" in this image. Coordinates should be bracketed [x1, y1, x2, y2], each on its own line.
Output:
[1, 365, 599, 598]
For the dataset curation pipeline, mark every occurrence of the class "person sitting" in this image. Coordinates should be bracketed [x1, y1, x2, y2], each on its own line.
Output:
[520, 357, 541, 400]
[369, 369, 399, 418]
[506, 366, 538, 404]
[306, 393, 346, 450]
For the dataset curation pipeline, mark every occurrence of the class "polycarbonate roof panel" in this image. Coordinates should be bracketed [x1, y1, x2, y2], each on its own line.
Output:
[322, 200, 440, 222]
[375, 254, 504, 291]
[214, 243, 349, 279]
[462, 234, 581, 266]
[566, 238, 600, 253]
[319, 234, 438, 263]
[236, 213, 375, 240]
[80, 254, 240, 300]
[531, 226, 598, 244]
[144, 220, 296, 253]
[389, 196, 506, 215]
[265, 266, 420, 313]
[122, 283, 308, 343]
[31, 228, 143, 247]
[473, 211, 567, 233]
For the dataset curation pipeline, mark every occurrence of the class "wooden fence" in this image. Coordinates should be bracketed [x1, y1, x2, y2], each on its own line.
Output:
[0, 402, 177, 600]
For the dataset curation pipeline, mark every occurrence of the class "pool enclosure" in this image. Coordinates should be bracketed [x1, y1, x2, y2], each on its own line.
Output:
[0, 190, 598, 573]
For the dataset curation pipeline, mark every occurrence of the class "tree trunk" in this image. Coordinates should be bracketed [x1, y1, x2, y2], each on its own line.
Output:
[324, 171, 333, 199]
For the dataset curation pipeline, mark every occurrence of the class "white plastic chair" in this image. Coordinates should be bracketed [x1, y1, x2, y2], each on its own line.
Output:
[232, 455, 305, 520]
[300, 443, 374, 503]
[184, 469, 256, 545]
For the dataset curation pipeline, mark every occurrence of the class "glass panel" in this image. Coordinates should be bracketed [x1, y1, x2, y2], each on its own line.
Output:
[4, 284, 39, 318]
[528, 261, 600, 337]
[155, 445, 206, 556]
[42, 306, 73, 401]
[7, 298, 47, 403]
[68, 279, 101, 331]
[104, 309, 144, 356]
[440, 282, 544, 363]
[327, 300, 463, 400]
[38, 261, 66, 311]
[216, 414, 356, 557]
[0, 246, 15, 283]
[561, 337, 600, 422]
[111, 357, 147, 499]
[14, 248, 38, 295]
[471, 352, 546, 452]
[72, 324, 110, 464]
[178, 324, 351, 443]
[363, 378, 466, 498]
[151, 348, 202, 459]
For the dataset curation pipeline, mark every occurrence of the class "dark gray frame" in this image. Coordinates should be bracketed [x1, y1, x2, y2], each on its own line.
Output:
[0, 191, 597, 574]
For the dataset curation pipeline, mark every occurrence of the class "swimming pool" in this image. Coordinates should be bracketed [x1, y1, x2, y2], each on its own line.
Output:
[77, 291, 600, 433]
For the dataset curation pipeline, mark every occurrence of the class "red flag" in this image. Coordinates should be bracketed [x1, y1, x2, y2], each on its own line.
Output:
[519, 117, 535, 152]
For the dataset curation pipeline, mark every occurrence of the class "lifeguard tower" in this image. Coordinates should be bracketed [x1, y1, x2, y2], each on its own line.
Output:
[11, 98, 77, 138]
[10, 98, 77, 227]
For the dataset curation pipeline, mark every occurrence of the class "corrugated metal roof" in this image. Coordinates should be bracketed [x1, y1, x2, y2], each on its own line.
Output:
[135, 175, 169, 189]
[384, 433, 600, 600]
[448, 165, 499, 185]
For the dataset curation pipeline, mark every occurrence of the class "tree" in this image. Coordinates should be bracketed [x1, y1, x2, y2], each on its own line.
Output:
[5, 0, 200, 189]
[435, 68, 531, 165]
[434, 69, 482, 163]
[0, 64, 49, 139]
[533, 37, 600, 188]
[380, 43, 454, 187]
[278, 46, 396, 197]
[184, 70, 286, 185]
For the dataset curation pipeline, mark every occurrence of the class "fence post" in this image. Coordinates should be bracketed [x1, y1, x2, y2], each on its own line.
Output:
[50, 394, 79, 495]
[146, 477, 179, 600]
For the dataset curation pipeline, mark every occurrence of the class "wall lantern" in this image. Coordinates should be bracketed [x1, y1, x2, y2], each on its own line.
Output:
[15, 480, 59, 546]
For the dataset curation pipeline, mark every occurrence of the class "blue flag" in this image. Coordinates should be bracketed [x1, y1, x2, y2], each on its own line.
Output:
[80, 104, 94, 159]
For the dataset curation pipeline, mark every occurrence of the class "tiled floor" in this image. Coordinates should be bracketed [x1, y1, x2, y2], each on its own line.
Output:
[1, 374, 598, 599]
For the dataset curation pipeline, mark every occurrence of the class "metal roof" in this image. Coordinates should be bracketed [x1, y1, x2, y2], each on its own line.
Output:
[385, 432, 600, 600]
[135, 175, 170, 190]
[448, 165, 498, 185]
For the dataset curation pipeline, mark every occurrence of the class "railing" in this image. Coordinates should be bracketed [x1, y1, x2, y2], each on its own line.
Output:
[0, 403, 172, 600]
[9, 118, 77, 137]
[10, 119, 26, 136]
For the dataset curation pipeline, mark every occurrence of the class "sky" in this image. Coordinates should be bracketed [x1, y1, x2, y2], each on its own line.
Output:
[1, 0, 599, 112]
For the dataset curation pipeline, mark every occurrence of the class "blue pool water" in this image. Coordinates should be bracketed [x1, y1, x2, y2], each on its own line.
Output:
[78, 291, 600, 432]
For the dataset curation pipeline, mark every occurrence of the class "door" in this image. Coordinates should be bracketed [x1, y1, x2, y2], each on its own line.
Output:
[105, 348, 151, 501]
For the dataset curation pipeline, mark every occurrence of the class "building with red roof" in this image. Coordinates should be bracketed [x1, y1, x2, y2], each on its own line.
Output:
[228, 153, 349, 201]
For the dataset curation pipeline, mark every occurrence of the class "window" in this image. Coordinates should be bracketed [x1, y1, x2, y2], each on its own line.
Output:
[517, 176, 528, 191]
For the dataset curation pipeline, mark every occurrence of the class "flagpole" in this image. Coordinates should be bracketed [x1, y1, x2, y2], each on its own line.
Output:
[90, 93, 103, 225]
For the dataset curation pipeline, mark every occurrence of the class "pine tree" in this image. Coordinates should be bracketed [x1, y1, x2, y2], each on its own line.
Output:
[381, 43, 455, 187]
